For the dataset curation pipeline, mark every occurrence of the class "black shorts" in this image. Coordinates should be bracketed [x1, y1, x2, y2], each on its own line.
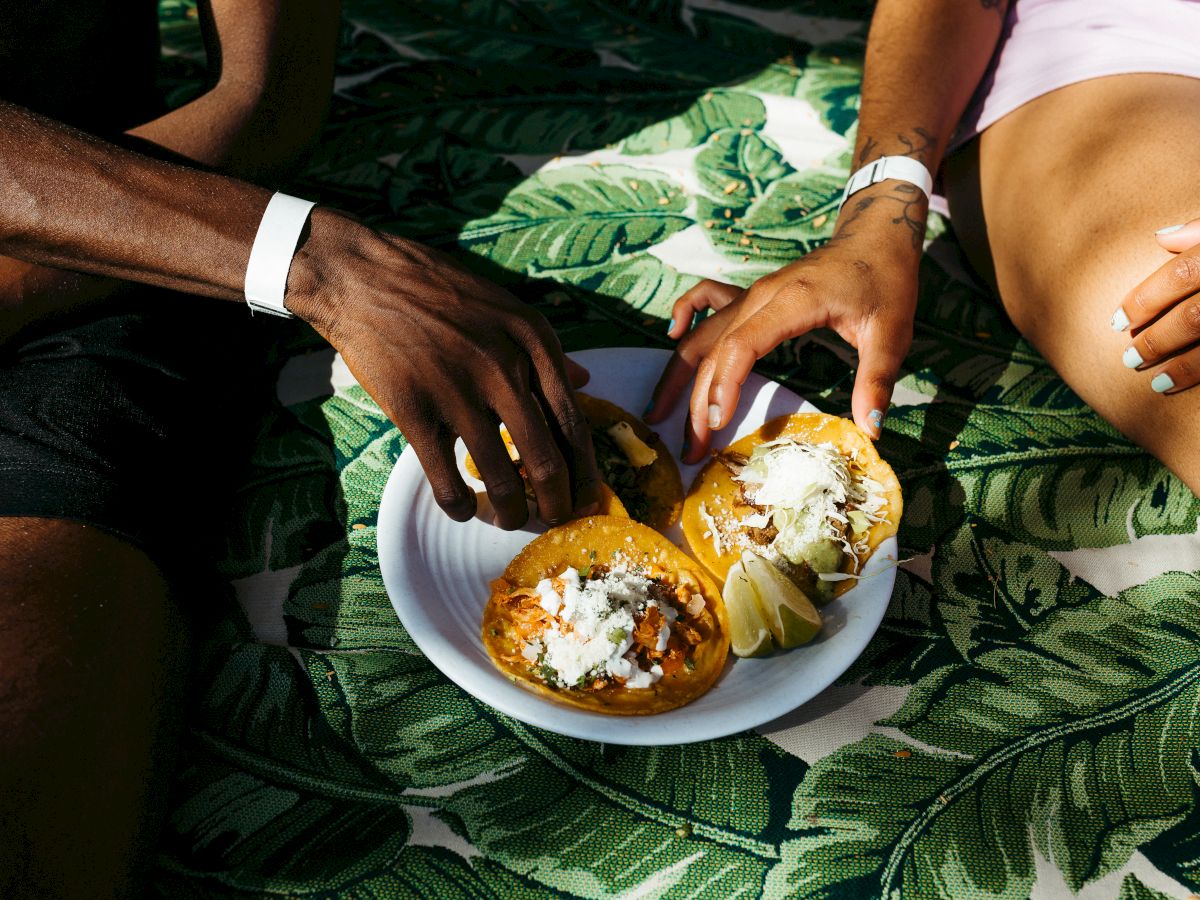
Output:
[0, 290, 276, 569]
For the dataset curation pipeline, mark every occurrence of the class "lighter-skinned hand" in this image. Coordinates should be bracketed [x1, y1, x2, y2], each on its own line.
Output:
[644, 222, 920, 464]
[1113, 217, 1200, 395]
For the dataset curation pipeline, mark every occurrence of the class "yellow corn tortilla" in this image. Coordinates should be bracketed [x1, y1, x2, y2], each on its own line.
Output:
[482, 516, 729, 715]
[682, 413, 902, 599]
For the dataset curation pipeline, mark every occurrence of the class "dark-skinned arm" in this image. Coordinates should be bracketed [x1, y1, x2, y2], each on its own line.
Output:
[0, 0, 339, 340]
[0, 25, 600, 529]
[647, 0, 1010, 459]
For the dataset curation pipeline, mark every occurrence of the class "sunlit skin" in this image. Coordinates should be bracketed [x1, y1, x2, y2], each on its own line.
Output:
[648, 1, 1200, 500]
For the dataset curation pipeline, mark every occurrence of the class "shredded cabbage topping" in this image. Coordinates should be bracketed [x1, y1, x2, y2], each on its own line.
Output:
[732, 439, 887, 572]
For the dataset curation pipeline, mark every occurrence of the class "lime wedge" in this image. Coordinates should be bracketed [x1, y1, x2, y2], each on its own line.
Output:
[740, 552, 822, 648]
[722, 564, 775, 658]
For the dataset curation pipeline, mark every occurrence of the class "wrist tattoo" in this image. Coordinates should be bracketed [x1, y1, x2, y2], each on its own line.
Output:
[897, 127, 935, 167]
[834, 184, 926, 251]
[890, 182, 926, 249]
[846, 128, 935, 250]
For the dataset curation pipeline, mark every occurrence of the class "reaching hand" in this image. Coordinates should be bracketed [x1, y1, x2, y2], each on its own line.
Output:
[644, 218, 921, 464]
[1113, 218, 1200, 395]
[289, 211, 602, 529]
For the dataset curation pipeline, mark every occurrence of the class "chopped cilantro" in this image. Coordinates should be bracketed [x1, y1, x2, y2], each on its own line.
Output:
[607, 627, 627, 644]
[684, 658, 696, 672]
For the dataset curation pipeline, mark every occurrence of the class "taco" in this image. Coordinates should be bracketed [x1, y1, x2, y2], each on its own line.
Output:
[682, 413, 902, 601]
[578, 394, 682, 530]
[483, 516, 729, 715]
[464, 393, 682, 530]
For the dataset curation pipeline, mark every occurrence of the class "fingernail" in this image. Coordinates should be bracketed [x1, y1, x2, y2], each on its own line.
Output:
[1111, 308, 1130, 332]
[578, 501, 600, 517]
[707, 404, 721, 429]
[681, 434, 691, 458]
[1123, 346, 1144, 369]
[667, 318, 675, 333]
[642, 401, 653, 417]
[1157, 224, 1185, 235]
[1152, 373, 1175, 393]
[868, 408, 884, 436]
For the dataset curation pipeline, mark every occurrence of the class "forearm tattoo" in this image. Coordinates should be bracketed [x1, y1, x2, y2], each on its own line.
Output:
[855, 127, 935, 169]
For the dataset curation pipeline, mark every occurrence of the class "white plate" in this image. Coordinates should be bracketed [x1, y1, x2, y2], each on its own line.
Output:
[378, 347, 896, 745]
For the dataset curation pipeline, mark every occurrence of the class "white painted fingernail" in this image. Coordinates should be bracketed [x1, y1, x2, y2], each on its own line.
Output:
[707, 404, 721, 429]
[1157, 224, 1185, 235]
[1110, 308, 1130, 332]
[1152, 373, 1175, 393]
[1123, 346, 1144, 369]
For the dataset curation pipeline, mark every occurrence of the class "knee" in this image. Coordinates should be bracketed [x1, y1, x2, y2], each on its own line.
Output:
[0, 519, 182, 898]
[0, 518, 177, 733]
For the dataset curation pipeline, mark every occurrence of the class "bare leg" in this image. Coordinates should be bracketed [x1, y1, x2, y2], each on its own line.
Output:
[944, 74, 1200, 492]
[0, 518, 186, 898]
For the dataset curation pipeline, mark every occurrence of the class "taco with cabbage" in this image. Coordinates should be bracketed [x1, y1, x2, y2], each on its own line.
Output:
[682, 413, 901, 602]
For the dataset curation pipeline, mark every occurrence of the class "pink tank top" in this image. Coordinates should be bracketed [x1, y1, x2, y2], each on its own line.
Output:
[956, 0, 1200, 144]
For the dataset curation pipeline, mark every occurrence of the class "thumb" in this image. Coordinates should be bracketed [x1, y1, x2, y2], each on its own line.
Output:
[1155, 217, 1200, 253]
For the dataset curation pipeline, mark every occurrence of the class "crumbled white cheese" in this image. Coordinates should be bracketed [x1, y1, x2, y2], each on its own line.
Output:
[528, 567, 665, 689]
[736, 440, 851, 510]
[625, 663, 657, 689]
[536, 579, 562, 616]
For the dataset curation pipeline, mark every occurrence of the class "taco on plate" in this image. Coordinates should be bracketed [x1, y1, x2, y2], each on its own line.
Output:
[682, 413, 901, 601]
[483, 516, 729, 715]
[464, 393, 682, 530]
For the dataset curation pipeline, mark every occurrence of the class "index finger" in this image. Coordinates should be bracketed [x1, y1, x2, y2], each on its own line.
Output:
[1115, 250, 1200, 332]
[645, 307, 739, 425]
[702, 291, 826, 432]
[645, 282, 743, 424]
[515, 319, 602, 515]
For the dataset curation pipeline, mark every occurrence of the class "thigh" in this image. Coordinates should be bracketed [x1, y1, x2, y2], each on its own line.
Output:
[0, 518, 185, 897]
[945, 73, 1200, 492]
[0, 289, 274, 569]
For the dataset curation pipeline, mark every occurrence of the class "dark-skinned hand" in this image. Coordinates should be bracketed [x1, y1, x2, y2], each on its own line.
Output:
[290, 210, 602, 530]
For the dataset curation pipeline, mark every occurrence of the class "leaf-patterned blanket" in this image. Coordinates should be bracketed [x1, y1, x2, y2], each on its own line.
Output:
[154, 2, 1200, 898]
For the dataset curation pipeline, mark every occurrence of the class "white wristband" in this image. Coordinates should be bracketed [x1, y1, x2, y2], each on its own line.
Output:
[244, 192, 317, 318]
[838, 156, 933, 213]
